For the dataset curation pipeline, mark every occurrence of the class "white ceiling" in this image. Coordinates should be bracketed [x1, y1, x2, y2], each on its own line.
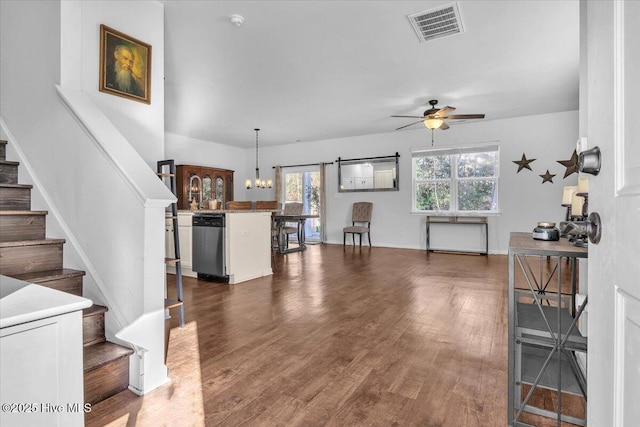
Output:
[163, 0, 579, 148]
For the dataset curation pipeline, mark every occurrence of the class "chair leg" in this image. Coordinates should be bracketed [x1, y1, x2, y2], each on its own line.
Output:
[352, 234, 355, 246]
[343, 233, 346, 246]
[368, 232, 371, 247]
[298, 223, 304, 246]
[271, 238, 277, 268]
[359, 233, 362, 248]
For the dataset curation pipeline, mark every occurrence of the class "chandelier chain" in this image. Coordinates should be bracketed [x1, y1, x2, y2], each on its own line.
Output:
[255, 128, 260, 180]
[246, 128, 271, 189]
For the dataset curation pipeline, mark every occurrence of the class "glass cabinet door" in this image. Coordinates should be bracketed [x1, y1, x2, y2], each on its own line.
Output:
[215, 176, 224, 204]
[202, 174, 212, 202]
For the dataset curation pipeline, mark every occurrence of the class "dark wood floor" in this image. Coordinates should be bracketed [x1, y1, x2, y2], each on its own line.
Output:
[85, 244, 583, 427]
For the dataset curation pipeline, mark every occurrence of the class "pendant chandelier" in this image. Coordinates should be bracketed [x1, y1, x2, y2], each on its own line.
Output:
[246, 128, 272, 189]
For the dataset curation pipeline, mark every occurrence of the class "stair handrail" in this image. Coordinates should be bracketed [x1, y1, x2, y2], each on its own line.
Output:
[55, 85, 175, 207]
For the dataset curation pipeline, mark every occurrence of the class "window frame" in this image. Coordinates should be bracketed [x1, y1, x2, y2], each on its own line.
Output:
[411, 143, 500, 215]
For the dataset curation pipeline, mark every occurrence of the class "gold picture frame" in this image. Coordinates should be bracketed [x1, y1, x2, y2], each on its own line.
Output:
[99, 24, 151, 104]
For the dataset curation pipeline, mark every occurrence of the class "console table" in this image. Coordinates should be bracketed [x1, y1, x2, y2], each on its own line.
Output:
[507, 232, 588, 426]
[425, 215, 488, 255]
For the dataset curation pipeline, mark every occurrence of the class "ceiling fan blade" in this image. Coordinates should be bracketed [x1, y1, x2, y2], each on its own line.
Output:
[391, 115, 424, 119]
[439, 121, 450, 130]
[395, 120, 425, 130]
[441, 114, 485, 120]
[436, 106, 456, 115]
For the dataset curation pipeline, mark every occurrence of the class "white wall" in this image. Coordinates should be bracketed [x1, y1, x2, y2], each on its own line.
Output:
[167, 111, 578, 253]
[63, 1, 165, 167]
[165, 132, 249, 200]
[255, 111, 579, 253]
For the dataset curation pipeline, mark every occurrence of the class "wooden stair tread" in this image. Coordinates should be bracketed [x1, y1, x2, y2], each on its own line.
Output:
[165, 257, 180, 264]
[11, 268, 85, 283]
[84, 341, 134, 373]
[0, 210, 48, 216]
[0, 238, 65, 248]
[83, 304, 108, 317]
[165, 298, 183, 310]
[0, 160, 19, 166]
[0, 183, 32, 189]
[156, 172, 175, 177]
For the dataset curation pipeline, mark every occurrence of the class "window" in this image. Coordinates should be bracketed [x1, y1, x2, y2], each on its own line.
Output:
[412, 144, 499, 213]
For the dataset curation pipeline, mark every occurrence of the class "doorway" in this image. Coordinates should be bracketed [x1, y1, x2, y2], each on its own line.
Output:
[282, 166, 322, 242]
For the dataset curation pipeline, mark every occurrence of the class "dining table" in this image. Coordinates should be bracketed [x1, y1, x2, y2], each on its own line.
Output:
[272, 213, 319, 254]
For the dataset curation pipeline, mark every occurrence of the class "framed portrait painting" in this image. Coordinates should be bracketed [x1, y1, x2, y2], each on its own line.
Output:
[99, 24, 151, 104]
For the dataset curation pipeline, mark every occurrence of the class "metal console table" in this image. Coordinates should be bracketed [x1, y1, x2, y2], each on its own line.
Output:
[426, 215, 488, 255]
[508, 232, 588, 426]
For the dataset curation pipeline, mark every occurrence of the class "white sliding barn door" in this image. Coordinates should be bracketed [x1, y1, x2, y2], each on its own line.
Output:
[586, 1, 640, 425]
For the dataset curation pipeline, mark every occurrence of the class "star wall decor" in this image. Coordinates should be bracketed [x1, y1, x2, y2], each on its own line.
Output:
[539, 170, 556, 184]
[513, 153, 536, 173]
[557, 149, 579, 178]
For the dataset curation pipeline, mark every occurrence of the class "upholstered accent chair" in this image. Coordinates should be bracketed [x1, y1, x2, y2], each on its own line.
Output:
[282, 202, 303, 247]
[343, 202, 373, 247]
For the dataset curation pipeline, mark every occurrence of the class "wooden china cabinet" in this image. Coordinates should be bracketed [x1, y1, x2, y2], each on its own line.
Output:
[175, 164, 234, 210]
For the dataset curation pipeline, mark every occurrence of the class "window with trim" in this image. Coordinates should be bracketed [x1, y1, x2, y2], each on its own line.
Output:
[412, 144, 500, 213]
[282, 166, 322, 241]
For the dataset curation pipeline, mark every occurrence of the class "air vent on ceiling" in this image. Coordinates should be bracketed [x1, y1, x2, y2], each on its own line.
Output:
[408, 3, 464, 43]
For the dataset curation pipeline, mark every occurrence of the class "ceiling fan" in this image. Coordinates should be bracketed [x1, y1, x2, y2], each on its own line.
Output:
[391, 99, 485, 131]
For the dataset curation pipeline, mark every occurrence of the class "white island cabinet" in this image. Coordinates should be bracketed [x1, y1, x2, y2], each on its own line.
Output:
[0, 275, 92, 427]
[166, 211, 272, 284]
[225, 211, 273, 284]
[166, 212, 196, 277]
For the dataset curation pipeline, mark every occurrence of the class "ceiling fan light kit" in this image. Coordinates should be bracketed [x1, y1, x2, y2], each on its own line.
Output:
[391, 99, 485, 134]
[424, 118, 443, 130]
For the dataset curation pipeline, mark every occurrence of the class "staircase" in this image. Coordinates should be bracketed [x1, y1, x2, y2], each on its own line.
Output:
[0, 139, 133, 405]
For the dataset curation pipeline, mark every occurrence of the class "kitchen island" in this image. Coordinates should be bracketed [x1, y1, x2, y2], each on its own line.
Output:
[165, 210, 273, 284]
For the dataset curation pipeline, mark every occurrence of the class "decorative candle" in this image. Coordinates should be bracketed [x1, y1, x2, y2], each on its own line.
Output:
[562, 186, 578, 205]
[577, 175, 589, 194]
[571, 193, 585, 218]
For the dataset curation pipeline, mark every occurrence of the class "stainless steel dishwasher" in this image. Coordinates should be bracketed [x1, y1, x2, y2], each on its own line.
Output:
[192, 213, 227, 280]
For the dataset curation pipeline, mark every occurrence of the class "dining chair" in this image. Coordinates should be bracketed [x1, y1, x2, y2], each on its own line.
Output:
[255, 200, 280, 210]
[343, 202, 373, 247]
[255, 201, 282, 264]
[282, 202, 303, 248]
